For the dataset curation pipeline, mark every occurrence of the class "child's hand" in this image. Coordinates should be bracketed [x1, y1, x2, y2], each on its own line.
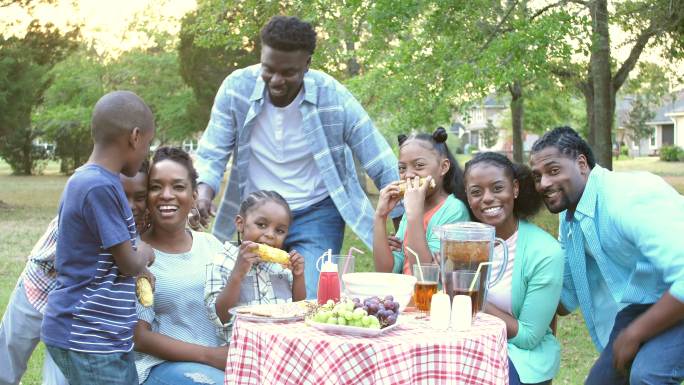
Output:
[235, 241, 260, 276]
[388, 233, 402, 252]
[138, 267, 156, 291]
[403, 175, 431, 216]
[376, 181, 402, 218]
[138, 240, 155, 267]
[288, 250, 305, 277]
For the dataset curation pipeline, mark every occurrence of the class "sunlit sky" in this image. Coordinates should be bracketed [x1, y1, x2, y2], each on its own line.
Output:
[1, 0, 196, 56]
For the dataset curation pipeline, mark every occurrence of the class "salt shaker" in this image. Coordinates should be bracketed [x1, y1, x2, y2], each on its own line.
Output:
[429, 291, 451, 330]
[451, 295, 472, 331]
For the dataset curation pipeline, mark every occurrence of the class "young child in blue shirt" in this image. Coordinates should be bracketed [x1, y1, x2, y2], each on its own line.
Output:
[41, 91, 156, 385]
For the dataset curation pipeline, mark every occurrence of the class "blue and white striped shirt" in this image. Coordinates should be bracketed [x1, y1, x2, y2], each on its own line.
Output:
[135, 231, 225, 383]
[558, 165, 684, 351]
[42, 164, 139, 353]
[195, 65, 402, 246]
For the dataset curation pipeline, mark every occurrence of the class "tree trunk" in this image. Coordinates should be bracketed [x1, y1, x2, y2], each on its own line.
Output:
[589, 0, 613, 169]
[509, 81, 524, 163]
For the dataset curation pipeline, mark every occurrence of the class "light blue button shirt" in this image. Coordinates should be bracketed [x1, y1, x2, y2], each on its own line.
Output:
[558, 165, 684, 351]
[194, 64, 402, 246]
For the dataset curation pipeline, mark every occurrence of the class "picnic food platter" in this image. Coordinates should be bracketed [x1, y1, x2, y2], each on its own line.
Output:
[305, 296, 402, 337]
[229, 301, 316, 323]
[306, 318, 400, 337]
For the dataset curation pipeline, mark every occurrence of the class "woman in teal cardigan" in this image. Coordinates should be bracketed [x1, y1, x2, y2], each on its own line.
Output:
[464, 152, 564, 385]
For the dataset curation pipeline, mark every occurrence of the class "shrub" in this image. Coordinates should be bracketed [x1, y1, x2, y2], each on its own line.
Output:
[659, 145, 684, 162]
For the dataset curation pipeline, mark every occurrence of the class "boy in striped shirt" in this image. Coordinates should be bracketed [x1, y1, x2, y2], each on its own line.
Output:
[41, 91, 155, 385]
[0, 159, 150, 385]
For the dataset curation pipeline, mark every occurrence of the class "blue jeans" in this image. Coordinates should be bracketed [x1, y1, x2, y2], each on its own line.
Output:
[585, 303, 684, 385]
[284, 196, 345, 299]
[508, 357, 551, 385]
[0, 277, 68, 385]
[143, 362, 224, 385]
[45, 345, 137, 385]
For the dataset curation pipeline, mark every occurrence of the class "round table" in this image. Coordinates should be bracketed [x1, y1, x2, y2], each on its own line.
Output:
[226, 312, 508, 385]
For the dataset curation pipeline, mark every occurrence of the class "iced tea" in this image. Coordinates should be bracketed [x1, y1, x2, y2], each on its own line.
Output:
[452, 288, 481, 315]
[414, 281, 438, 312]
[443, 240, 490, 271]
[444, 268, 488, 314]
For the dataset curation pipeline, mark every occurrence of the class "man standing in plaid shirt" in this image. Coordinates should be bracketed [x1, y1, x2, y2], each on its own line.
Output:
[0, 217, 68, 385]
[193, 16, 403, 300]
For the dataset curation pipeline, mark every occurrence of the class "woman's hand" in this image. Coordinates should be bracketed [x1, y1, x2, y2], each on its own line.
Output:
[203, 345, 229, 370]
[235, 241, 260, 276]
[388, 234, 402, 252]
[375, 181, 402, 219]
[403, 175, 431, 217]
[288, 250, 305, 277]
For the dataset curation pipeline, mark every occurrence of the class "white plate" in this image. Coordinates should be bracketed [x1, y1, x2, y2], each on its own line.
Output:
[306, 318, 400, 337]
[229, 305, 306, 323]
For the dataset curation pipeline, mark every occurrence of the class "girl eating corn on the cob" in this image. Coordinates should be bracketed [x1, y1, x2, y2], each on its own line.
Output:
[133, 147, 228, 385]
[373, 127, 471, 274]
[205, 190, 306, 342]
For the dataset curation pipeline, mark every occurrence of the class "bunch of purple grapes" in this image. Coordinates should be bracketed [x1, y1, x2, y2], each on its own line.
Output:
[352, 295, 400, 327]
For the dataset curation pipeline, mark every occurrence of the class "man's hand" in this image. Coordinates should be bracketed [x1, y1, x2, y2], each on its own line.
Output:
[612, 325, 642, 374]
[288, 250, 305, 277]
[191, 183, 216, 230]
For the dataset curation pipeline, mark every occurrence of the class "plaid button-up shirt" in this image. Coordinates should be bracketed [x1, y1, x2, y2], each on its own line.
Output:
[194, 65, 402, 246]
[205, 242, 295, 341]
[21, 216, 59, 314]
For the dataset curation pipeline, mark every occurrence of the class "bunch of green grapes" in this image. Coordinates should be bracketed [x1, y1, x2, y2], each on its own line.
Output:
[311, 296, 399, 329]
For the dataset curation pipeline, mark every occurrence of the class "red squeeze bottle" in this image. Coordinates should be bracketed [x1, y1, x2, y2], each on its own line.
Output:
[317, 258, 340, 305]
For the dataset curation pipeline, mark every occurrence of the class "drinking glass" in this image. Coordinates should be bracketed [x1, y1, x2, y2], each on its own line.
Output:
[333, 255, 355, 295]
[412, 264, 440, 312]
[445, 270, 483, 316]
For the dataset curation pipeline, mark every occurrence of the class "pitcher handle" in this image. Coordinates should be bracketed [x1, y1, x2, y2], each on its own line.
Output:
[488, 237, 508, 288]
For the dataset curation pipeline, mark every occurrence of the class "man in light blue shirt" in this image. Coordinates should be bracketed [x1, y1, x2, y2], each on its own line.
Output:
[529, 126, 684, 385]
[193, 16, 402, 299]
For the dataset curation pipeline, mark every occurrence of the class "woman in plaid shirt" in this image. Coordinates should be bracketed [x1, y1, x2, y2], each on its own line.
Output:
[205, 190, 306, 342]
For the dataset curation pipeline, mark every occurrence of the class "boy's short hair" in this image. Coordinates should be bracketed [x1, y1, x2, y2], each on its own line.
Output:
[260, 16, 317, 54]
[91, 91, 154, 144]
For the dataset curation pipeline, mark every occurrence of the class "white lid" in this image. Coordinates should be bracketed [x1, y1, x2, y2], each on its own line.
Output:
[321, 260, 338, 273]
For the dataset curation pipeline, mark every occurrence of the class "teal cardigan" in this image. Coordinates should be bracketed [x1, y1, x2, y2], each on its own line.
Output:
[507, 220, 564, 383]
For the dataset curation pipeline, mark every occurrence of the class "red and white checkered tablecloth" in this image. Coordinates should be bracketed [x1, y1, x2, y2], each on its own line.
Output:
[225, 312, 508, 385]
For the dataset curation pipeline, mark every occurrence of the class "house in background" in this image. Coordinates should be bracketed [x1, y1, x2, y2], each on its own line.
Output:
[646, 91, 684, 153]
[614, 96, 652, 156]
[452, 95, 507, 151]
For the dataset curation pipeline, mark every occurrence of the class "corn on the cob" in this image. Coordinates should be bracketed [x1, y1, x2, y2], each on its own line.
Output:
[136, 277, 154, 307]
[398, 177, 436, 197]
[256, 243, 290, 264]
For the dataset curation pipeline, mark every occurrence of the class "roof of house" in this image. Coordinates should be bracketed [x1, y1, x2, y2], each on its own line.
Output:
[648, 92, 684, 125]
[482, 95, 507, 108]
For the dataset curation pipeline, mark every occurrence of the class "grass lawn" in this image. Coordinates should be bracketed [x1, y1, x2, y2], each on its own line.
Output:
[1, 156, 682, 385]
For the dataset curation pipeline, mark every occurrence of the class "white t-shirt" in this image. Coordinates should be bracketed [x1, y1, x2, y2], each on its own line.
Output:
[487, 231, 517, 315]
[246, 89, 328, 210]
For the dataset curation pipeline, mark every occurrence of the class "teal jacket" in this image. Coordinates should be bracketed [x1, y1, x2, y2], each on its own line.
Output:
[507, 220, 564, 383]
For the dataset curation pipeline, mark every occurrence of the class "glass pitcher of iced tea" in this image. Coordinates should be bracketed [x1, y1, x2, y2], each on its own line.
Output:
[434, 222, 508, 314]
